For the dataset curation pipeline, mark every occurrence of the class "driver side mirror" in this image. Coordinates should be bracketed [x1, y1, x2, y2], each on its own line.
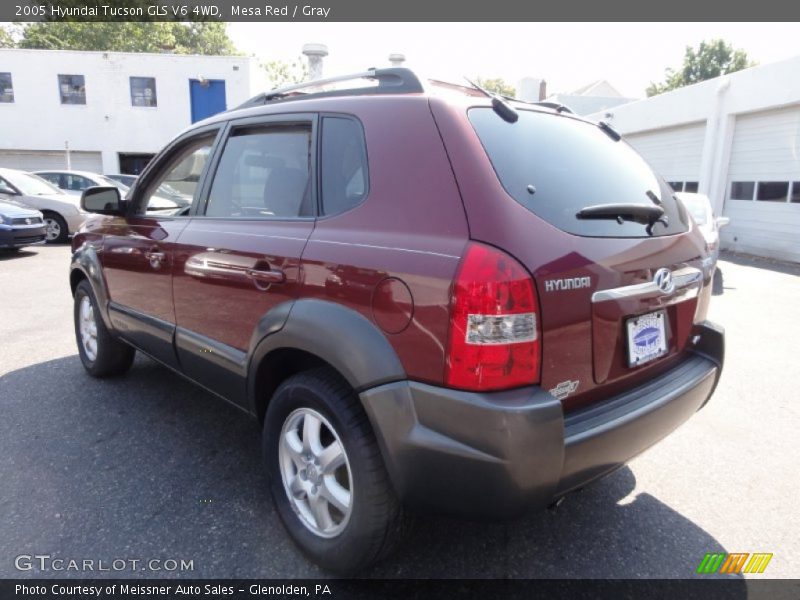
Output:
[81, 186, 124, 215]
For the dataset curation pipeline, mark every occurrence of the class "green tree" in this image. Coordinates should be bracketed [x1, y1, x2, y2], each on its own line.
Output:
[18, 22, 237, 55]
[475, 77, 516, 97]
[263, 57, 309, 89]
[0, 24, 17, 48]
[647, 39, 753, 97]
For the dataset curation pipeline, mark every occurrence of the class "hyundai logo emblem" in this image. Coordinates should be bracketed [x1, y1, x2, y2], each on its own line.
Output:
[25, 218, 31, 225]
[654, 268, 674, 294]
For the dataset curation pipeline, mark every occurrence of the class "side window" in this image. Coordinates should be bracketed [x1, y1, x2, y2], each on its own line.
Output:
[730, 181, 755, 200]
[38, 173, 58, 186]
[137, 134, 215, 214]
[320, 117, 368, 216]
[58, 74, 86, 105]
[130, 77, 157, 107]
[205, 124, 312, 219]
[0, 72, 13, 103]
[65, 175, 91, 191]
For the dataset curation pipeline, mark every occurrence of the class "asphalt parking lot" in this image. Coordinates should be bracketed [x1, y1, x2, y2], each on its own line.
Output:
[1, 245, 798, 580]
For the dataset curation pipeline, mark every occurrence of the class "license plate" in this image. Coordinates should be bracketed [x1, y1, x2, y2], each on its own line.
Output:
[626, 310, 668, 367]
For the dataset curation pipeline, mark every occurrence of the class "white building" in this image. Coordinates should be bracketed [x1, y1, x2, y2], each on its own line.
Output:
[0, 48, 263, 174]
[591, 56, 800, 263]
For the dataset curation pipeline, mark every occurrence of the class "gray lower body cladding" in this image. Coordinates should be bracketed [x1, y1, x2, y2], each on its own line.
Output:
[360, 322, 723, 519]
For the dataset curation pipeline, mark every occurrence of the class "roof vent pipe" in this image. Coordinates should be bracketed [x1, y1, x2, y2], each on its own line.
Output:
[302, 43, 329, 80]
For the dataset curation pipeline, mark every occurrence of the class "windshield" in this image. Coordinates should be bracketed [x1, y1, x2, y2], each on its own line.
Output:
[98, 175, 130, 192]
[469, 108, 689, 237]
[4, 171, 62, 196]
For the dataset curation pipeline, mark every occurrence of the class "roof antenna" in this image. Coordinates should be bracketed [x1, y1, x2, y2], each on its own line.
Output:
[464, 77, 519, 123]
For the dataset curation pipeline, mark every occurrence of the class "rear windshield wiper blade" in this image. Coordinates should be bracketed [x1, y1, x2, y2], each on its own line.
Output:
[576, 202, 666, 227]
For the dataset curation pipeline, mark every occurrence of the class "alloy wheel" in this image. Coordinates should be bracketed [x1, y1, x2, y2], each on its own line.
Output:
[45, 218, 61, 241]
[78, 295, 98, 361]
[278, 407, 353, 538]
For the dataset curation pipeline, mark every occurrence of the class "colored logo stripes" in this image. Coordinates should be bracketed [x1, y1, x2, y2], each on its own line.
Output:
[697, 552, 773, 574]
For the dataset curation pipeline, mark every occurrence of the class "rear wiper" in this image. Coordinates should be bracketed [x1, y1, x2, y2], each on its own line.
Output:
[576, 202, 669, 234]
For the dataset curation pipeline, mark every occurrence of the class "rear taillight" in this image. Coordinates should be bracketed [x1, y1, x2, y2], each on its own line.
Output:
[445, 242, 541, 391]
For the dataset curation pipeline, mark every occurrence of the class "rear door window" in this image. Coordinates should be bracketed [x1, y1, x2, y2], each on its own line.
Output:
[320, 116, 368, 216]
[469, 108, 689, 238]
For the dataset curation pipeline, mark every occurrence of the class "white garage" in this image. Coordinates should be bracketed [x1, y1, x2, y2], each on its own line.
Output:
[0, 150, 103, 173]
[591, 54, 800, 262]
[626, 122, 706, 192]
[721, 106, 800, 263]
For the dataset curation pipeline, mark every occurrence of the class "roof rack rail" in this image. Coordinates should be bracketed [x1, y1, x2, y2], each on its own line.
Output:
[528, 100, 574, 114]
[236, 67, 425, 109]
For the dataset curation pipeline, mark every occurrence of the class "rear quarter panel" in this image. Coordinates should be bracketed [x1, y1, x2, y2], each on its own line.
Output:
[296, 96, 469, 385]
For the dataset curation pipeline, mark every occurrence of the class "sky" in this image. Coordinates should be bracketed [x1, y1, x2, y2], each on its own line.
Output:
[228, 22, 800, 98]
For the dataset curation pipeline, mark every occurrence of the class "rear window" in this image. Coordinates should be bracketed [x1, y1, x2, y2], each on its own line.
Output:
[469, 108, 689, 237]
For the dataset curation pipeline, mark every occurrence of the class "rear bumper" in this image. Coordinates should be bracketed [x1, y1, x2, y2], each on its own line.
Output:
[360, 321, 724, 519]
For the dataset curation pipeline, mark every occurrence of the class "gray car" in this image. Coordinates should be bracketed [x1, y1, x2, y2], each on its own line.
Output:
[36, 170, 182, 214]
[0, 168, 89, 243]
[0, 199, 47, 251]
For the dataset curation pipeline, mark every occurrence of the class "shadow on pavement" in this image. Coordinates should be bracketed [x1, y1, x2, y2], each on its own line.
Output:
[0, 248, 40, 261]
[0, 355, 744, 587]
[720, 250, 800, 277]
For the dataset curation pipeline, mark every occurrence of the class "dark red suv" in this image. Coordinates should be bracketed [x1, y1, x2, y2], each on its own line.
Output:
[70, 68, 724, 573]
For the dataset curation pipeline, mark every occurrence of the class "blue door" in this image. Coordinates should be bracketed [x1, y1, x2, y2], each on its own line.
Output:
[189, 79, 227, 123]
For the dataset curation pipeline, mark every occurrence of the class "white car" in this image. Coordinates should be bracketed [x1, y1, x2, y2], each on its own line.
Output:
[675, 192, 730, 265]
[35, 169, 181, 214]
[0, 168, 89, 243]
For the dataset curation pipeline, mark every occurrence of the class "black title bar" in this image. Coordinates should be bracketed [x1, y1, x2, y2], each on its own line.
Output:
[4, 0, 800, 22]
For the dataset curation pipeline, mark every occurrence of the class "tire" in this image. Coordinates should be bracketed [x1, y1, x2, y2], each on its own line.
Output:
[264, 368, 405, 574]
[74, 280, 135, 377]
[43, 211, 69, 244]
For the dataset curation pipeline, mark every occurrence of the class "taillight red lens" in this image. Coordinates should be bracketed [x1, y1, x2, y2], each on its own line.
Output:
[445, 242, 541, 391]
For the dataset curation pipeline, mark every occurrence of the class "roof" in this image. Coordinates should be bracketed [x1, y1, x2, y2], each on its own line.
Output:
[32, 169, 102, 178]
[570, 80, 625, 98]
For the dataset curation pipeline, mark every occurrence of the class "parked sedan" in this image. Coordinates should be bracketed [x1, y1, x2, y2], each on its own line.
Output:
[0, 199, 47, 251]
[36, 170, 182, 213]
[0, 168, 88, 243]
[675, 192, 730, 265]
[103, 173, 137, 187]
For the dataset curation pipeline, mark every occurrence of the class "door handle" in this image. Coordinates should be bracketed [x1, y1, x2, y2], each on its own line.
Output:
[144, 249, 166, 270]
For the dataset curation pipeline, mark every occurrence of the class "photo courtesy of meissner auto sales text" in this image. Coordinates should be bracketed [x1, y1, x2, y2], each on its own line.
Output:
[1, 1, 798, 599]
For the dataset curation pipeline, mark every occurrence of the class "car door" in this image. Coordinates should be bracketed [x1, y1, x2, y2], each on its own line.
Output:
[101, 126, 222, 368]
[171, 114, 317, 407]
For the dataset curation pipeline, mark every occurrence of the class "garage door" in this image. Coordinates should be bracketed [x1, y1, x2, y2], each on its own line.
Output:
[0, 150, 103, 173]
[722, 105, 800, 263]
[625, 122, 706, 191]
